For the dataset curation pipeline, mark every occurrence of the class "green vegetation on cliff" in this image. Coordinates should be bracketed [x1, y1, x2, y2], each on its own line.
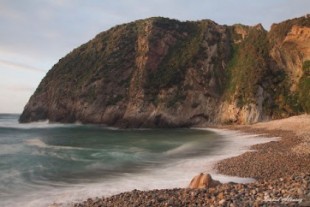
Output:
[299, 60, 310, 112]
[145, 20, 208, 99]
[225, 25, 269, 106]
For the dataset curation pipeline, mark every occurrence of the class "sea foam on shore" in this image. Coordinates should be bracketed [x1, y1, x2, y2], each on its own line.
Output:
[42, 128, 280, 207]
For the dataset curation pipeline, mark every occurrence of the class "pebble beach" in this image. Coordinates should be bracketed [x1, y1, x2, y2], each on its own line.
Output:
[73, 115, 310, 207]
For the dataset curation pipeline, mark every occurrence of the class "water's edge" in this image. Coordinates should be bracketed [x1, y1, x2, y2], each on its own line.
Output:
[197, 128, 280, 182]
[0, 115, 280, 207]
[65, 128, 280, 206]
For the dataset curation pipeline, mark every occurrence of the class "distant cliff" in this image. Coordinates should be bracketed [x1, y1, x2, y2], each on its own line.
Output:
[19, 16, 310, 127]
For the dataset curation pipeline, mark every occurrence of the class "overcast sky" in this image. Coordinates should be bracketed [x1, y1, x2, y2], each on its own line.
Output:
[0, 0, 309, 113]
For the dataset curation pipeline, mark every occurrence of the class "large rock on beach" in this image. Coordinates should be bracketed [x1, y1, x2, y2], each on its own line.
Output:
[189, 173, 221, 189]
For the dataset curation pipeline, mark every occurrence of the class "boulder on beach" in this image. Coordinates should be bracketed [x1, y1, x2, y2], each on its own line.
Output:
[189, 173, 221, 189]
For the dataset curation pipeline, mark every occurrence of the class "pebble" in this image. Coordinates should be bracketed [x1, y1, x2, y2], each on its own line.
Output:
[73, 174, 309, 207]
[216, 128, 310, 182]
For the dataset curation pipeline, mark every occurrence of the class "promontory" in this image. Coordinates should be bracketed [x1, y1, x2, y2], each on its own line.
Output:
[19, 16, 310, 127]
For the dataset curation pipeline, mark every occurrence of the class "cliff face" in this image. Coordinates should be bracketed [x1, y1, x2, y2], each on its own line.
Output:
[19, 16, 310, 127]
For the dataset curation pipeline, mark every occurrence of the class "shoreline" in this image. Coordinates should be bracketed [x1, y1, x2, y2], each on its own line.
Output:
[73, 115, 310, 207]
[197, 127, 281, 182]
[216, 114, 310, 181]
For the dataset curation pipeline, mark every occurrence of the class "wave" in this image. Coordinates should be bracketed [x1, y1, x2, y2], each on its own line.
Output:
[108, 150, 145, 162]
[165, 142, 198, 156]
[0, 169, 22, 182]
[0, 119, 83, 130]
[200, 128, 280, 156]
[1, 128, 280, 207]
[30, 150, 93, 163]
[0, 144, 23, 155]
[25, 138, 48, 148]
[20, 121, 81, 129]
[25, 138, 88, 151]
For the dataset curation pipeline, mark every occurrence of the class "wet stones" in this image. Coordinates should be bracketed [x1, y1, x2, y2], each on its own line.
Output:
[74, 174, 310, 207]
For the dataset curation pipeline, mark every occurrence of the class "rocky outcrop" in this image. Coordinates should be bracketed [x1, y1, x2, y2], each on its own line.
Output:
[189, 173, 221, 189]
[19, 16, 310, 127]
[270, 26, 310, 91]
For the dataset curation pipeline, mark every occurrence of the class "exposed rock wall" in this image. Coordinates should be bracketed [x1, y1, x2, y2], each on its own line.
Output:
[19, 16, 310, 127]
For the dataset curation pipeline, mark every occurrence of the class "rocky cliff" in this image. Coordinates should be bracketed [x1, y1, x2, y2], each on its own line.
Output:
[19, 16, 310, 127]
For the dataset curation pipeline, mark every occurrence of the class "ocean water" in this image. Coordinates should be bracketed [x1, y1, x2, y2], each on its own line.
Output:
[0, 114, 277, 207]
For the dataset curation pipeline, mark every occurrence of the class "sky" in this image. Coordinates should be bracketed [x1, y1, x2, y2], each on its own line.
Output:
[0, 0, 309, 113]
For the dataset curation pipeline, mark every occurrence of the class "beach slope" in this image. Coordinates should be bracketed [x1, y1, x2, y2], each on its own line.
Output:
[74, 115, 310, 206]
[217, 114, 310, 180]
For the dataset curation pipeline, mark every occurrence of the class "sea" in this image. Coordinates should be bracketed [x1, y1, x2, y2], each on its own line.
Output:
[0, 114, 276, 207]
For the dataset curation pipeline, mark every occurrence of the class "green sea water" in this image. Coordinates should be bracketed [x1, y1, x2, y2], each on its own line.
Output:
[0, 114, 227, 206]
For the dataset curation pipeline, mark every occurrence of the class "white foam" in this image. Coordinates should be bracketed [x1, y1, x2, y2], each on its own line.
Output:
[5, 128, 280, 207]
[25, 138, 88, 151]
[0, 144, 23, 155]
[0, 120, 81, 130]
[0, 169, 22, 182]
[25, 138, 48, 148]
[24, 138, 94, 162]
[165, 142, 198, 156]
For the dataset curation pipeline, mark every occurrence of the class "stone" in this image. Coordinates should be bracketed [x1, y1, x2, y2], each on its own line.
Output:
[297, 188, 304, 195]
[300, 201, 310, 207]
[219, 199, 226, 205]
[189, 173, 221, 189]
[217, 192, 225, 200]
